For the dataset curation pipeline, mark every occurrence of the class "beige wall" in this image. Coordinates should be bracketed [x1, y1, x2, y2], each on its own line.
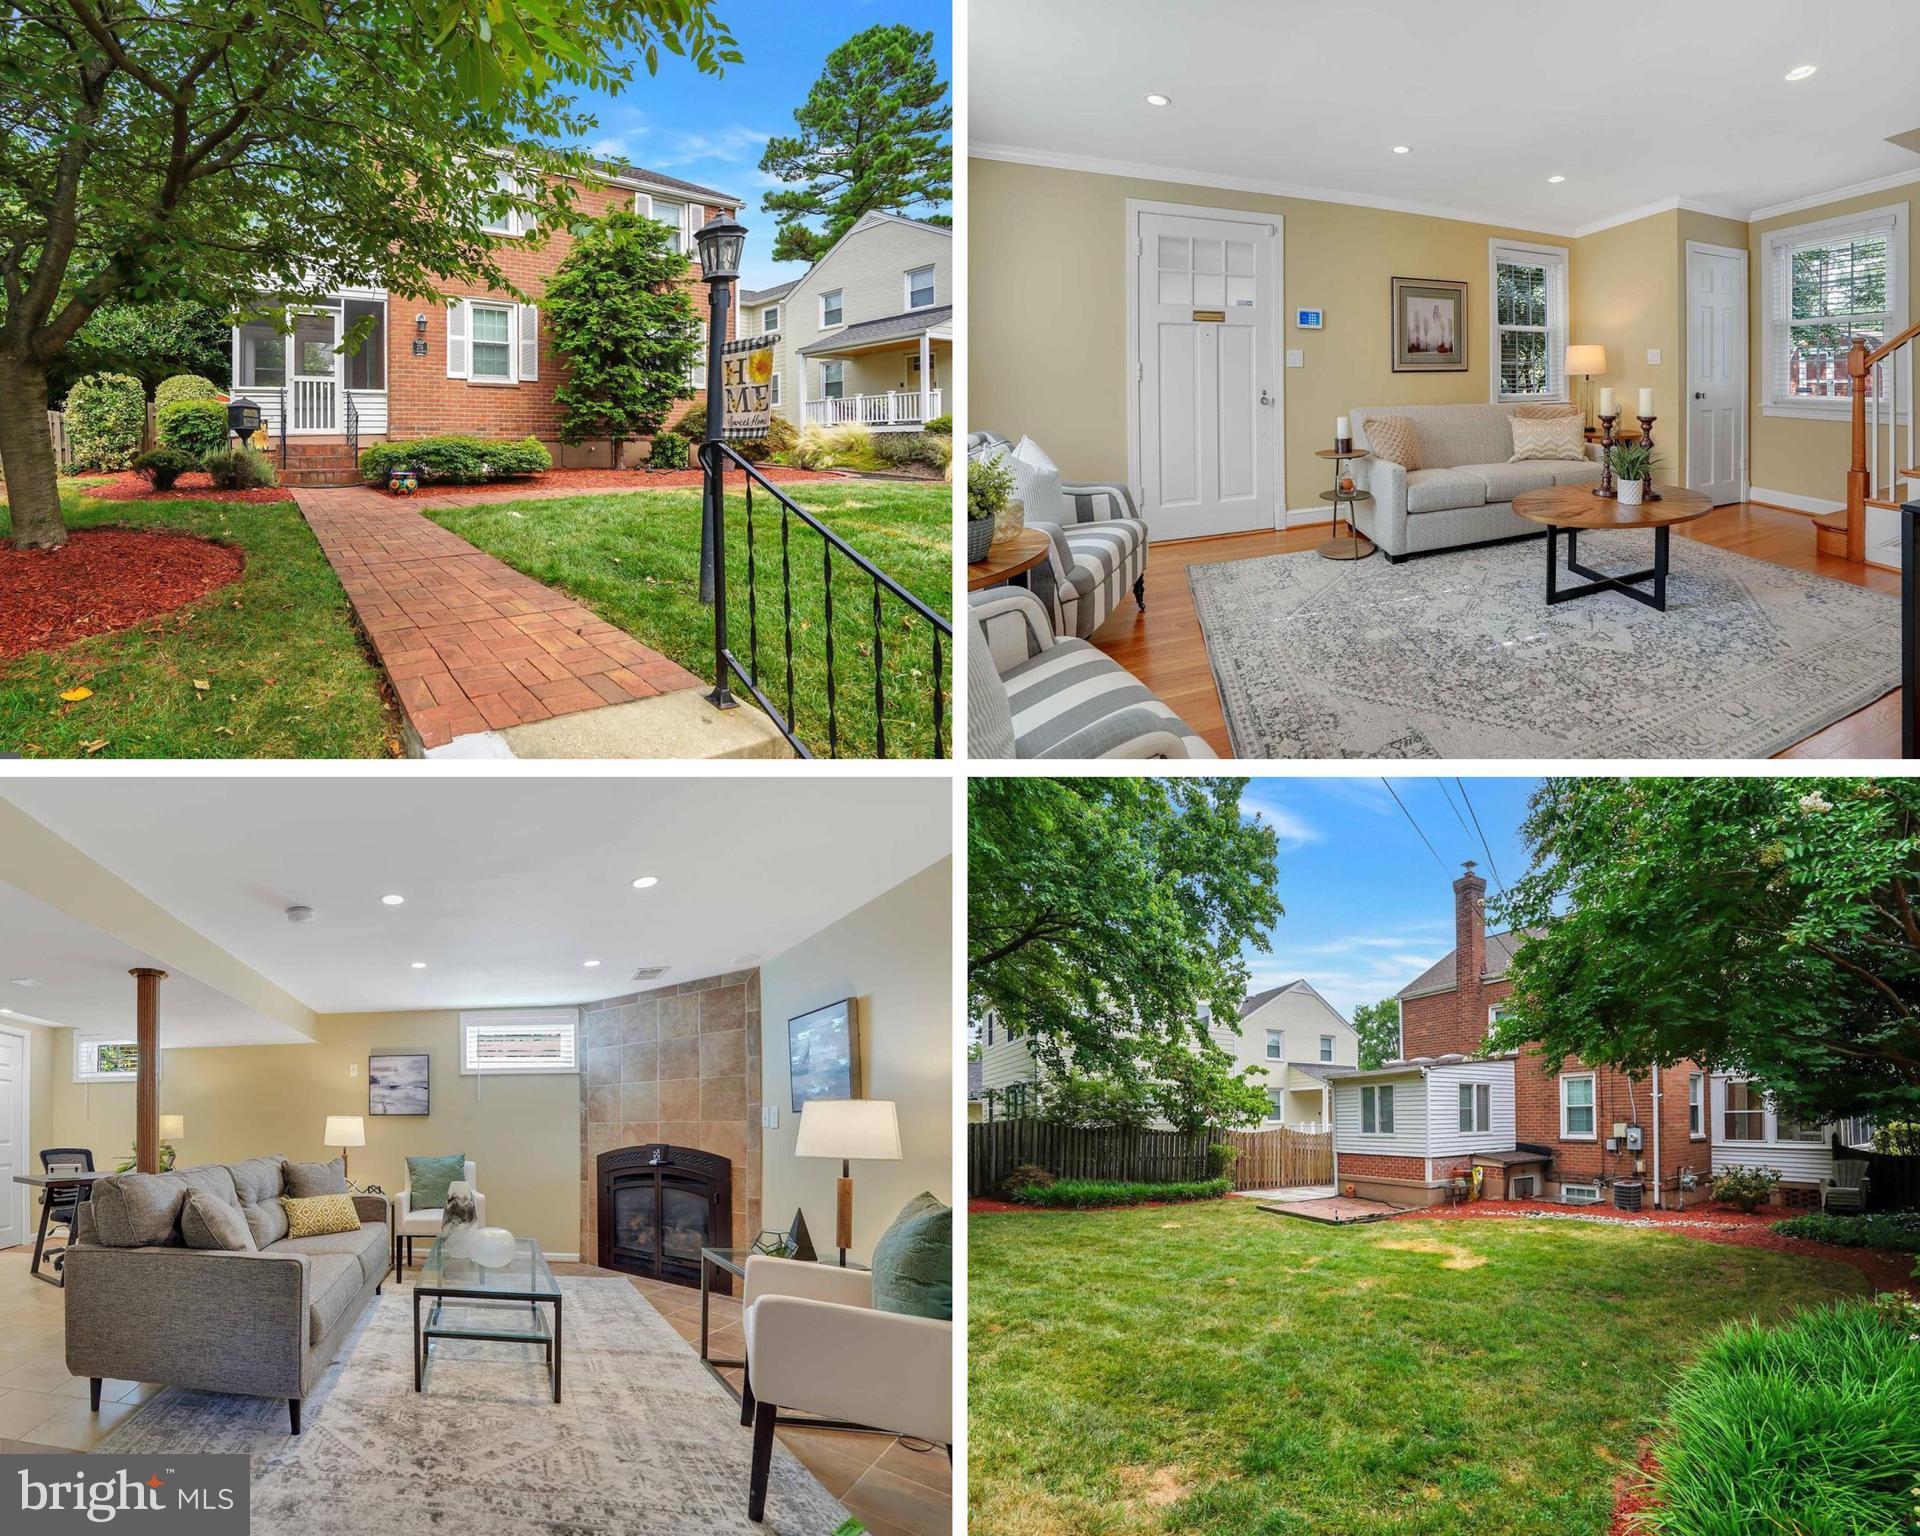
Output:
[761, 857, 950, 1266]
[35, 1010, 582, 1254]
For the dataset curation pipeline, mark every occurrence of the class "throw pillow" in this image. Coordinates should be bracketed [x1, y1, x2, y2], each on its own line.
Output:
[1362, 415, 1420, 471]
[406, 1153, 467, 1212]
[180, 1190, 257, 1251]
[282, 1192, 362, 1239]
[870, 1192, 952, 1321]
[284, 1156, 348, 1198]
[1510, 402, 1581, 420]
[1007, 436, 1069, 527]
[1508, 413, 1586, 462]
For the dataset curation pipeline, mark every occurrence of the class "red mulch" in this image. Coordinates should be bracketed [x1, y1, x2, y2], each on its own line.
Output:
[399, 464, 844, 498]
[70, 470, 292, 504]
[1608, 1443, 1662, 1536]
[0, 528, 245, 659]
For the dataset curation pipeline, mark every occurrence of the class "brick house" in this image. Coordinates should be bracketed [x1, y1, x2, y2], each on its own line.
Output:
[1331, 862, 1857, 1210]
[229, 163, 741, 482]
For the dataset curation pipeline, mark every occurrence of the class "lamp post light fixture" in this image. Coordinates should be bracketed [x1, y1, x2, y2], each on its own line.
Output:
[692, 213, 747, 687]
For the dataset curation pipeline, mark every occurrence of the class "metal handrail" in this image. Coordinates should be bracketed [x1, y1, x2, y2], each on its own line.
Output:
[345, 388, 359, 465]
[276, 381, 286, 469]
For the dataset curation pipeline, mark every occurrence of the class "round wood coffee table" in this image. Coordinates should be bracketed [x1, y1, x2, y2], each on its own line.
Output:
[967, 526, 1051, 591]
[1512, 483, 1713, 612]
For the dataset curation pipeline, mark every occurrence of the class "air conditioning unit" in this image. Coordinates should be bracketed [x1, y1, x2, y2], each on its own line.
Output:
[1560, 1182, 1601, 1206]
[1509, 1174, 1537, 1199]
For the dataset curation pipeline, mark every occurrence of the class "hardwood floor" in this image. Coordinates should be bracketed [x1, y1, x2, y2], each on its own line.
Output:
[1088, 501, 1903, 760]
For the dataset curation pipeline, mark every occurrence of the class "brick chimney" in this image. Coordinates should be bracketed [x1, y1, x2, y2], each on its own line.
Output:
[1453, 860, 1487, 1040]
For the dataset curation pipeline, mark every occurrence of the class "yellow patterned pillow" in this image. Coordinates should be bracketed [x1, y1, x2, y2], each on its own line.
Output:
[1508, 414, 1586, 461]
[1510, 402, 1581, 420]
[282, 1192, 361, 1238]
[1362, 415, 1420, 470]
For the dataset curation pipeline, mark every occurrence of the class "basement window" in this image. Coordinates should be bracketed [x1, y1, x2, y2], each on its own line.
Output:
[75, 1037, 153, 1083]
[1560, 1182, 1601, 1206]
[459, 1009, 580, 1075]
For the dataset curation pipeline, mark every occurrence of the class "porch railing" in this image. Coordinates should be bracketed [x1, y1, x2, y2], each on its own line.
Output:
[704, 442, 951, 758]
[802, 388, 942, 430]
[290, 376, 337, 433]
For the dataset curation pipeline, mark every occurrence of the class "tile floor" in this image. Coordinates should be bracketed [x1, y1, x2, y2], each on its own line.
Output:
[0, 1246, 948, 1536]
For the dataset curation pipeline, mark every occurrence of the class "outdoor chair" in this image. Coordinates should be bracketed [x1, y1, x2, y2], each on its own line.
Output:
[1823, 1158, 1868, 1214]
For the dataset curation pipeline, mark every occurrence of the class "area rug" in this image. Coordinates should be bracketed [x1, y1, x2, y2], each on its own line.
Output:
[1187, 531, 1901, 757]
[97, 1278, 850, 1536]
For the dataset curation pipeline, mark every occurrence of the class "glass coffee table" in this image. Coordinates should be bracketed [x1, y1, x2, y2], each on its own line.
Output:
[414, 1234, 562, 1402]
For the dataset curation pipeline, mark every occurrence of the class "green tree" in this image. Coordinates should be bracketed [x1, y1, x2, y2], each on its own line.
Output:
[757, 24, 951, 266]
[50, 298, 233, 400]
[1351, 998, 1402, 1070]
[1493, 776, 1920, 1127]
[1148, 1048, 1273, 1134]
[969, 777, 1283, 1123]
[544, 210, 702, 464]
[0, 0, 739, 549]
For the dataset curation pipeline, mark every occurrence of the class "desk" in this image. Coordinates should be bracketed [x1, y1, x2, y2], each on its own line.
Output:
[12, 1171, 108, 1286]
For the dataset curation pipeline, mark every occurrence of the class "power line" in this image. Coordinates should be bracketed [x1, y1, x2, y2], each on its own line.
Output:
[1435, 778, 1475, 842]
[1381, 778, 1448, 874]
[1455, 778, 1507, 895]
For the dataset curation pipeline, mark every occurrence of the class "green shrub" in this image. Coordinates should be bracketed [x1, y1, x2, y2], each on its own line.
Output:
[648, 431, 690, 470]
[1646, 1302, 1920, 1536]
[1712, 1166, 1782, 1212]
[871, 431, 951, 471]
[968, 452, 1015, 519]
[131, 448, 198, 490]
[358, 435, 552, 485]
[1773, 1210, 1920, 1251]
[157, 398, 231, 461]
[64, 372, 147, 470]
[1009, 1177, 1232, 1209]
[1207, 1142, 1240, 1180]
[924, 412, 952, 435]
[765, 414, 799, 455]
[202, 447, 277, 490]
[154, 373, 221, 411]
[999, 1164, 1055, 1200]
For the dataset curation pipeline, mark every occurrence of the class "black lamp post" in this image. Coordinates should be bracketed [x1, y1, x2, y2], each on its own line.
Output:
[693, 214, 747, 626]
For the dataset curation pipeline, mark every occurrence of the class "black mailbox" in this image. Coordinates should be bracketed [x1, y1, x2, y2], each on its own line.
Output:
[227, 398, 262, 438]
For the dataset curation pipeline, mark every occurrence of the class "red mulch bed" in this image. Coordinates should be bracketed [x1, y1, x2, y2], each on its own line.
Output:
[0, 527, 245, 658]
[399, 464, 844, 498]
[1608, 1443, 1662, 1536]
[70, 470, 292, 504]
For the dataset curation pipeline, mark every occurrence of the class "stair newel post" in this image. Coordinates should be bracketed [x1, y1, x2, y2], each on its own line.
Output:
[1849, 336, 1871, 565]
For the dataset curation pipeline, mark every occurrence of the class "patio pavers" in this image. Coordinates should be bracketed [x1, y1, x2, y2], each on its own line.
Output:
[1257, 1194, 1399, 1225]
[292, 487, 704, 751]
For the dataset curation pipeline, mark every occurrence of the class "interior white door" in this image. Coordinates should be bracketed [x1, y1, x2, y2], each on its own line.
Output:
[0, 1027, 24, 1251]
[1134, 208, 1278, 540]
[1687, 246, 1745, 506]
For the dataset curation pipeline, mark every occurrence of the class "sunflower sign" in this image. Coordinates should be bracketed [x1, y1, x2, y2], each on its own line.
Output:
[720, 332, 778, 441]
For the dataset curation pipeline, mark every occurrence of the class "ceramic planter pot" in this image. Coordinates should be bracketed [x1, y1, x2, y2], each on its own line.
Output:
[1616, 478, 1645, 506]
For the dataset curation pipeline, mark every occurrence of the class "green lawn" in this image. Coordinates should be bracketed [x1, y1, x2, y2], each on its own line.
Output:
[423, 479, 953, 757]
[969, 1201, 1869, 1536]
[1, 494, 395, 758]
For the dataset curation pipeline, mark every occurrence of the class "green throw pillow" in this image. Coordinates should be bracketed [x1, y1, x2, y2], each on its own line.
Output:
[406, 1153, 466, 1212]
[870, 1192, 951, 1320]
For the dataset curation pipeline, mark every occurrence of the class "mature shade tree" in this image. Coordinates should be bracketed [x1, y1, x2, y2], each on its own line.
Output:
[969, 777, 1282, 1124]
[1351, 998, 1402, 1070]
[545, 210, 701, 466]
[757, 24, 950, 266]
[1492, 776, 1920, 1127]
[0, 0, 739, 549]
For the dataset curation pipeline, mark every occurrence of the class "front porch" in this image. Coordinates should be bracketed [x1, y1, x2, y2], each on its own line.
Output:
[798, 306, 950, 433]
[232, 292, 389, 441]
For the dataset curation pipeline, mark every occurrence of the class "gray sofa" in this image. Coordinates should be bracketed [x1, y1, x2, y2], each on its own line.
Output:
[65, 1158, 390, 1433]
[1349, 403, 1601, 559]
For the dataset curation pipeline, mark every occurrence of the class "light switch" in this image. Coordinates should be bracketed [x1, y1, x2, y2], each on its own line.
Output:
[762, 1103, 779, 1129]
[349, 1063, 358, 1077]
[1286, 349, 1305, 368]
[1646, 348, 1662, 366]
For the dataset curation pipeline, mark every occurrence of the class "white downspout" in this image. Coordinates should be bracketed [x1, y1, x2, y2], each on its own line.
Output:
[1651, 1068, 1663, 1210]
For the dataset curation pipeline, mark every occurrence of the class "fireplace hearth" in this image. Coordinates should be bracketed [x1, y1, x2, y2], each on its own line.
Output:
[596, 1144, 733, 1292]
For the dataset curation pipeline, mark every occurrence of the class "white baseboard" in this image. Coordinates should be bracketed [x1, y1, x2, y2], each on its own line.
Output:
[547, 1252, 581, 1263]
[1748, 486, 1845, 516]
[1285, 505, 1336, 527]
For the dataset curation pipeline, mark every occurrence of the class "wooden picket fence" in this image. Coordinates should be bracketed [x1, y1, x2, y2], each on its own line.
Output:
[967, 1119, 1211, 1195]
[45, 403, 157, 472]
[1220, 1125, 1335, 1191]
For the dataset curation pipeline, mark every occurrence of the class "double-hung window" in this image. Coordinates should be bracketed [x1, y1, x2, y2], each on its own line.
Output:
[1763, 204, 1906, 417]
[1458, 1081, 1491, 1134]
[770, 371, 782, 408]
[820, 289, 844, 328]
[1319, 1034, 1335, 1062]
[459, 1009, 579, 1075]
[1490, 240, 1569, 402]
[821, 360, 844, 400]
[1560, 1073, 1595, 1139]
[469, 301, 514, 381]
[1361, 1083, 1394, 1134]
[75, 1037, 150, 1083]
[1724, 1080, 1765, 1141]
[905, 265, 936, 310]
[1688, 1072, 1704, 1137]
[762, 305, 780, 334]
[1266, 1029, 1284, 1060]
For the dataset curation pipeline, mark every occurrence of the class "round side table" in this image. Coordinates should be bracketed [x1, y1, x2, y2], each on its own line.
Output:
[1314, 448, 1374, 560]
[967, 527, 1051, 591]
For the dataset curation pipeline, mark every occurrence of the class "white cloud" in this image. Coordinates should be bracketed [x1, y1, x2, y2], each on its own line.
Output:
[651, 125, 776, 169]
[1260, 804, 1319, 850]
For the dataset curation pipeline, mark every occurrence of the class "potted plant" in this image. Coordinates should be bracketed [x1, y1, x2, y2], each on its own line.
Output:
[1608, 441, 1657, 505]
[968, 452, 1017, 562]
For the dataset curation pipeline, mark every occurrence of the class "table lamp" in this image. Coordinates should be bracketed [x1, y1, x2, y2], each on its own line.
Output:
[324, 1114, 366, 1179]
[1566, 344, 1606, 429]
[794, 1099, 900, 1266]
[158, 1114, 185, 1141]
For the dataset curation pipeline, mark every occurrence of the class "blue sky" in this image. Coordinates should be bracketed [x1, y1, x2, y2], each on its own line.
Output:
[1236, 778, 1544, 1021]
[562, 0, 952, 291]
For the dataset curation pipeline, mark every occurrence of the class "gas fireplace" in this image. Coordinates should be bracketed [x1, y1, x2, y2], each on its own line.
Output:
[596, 1144, 733, 1292]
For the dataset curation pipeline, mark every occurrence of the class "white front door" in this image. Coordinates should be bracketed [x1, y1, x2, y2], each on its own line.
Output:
[0, 1026, 25, 1251]
[289, 308, 340, 432]
[1686, 244, 1746, 506]
[1132, 204, 1280, 541]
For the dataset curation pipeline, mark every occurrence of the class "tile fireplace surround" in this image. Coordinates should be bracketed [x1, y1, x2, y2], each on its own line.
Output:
[580, 970, 762, 1268]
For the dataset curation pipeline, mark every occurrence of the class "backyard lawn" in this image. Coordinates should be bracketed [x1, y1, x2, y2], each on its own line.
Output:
[424, 478, 953, 757]
[969, 1199, 1869, 1536]
[0, 492, 395, 758]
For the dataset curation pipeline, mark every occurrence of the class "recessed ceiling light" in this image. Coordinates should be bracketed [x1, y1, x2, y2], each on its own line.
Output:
[9, 977, 42, 988]
[1784, 64, 1817, 81]
[1144, 93, 1170, 107]
[584, 959, 602, 968]
[410, 961, 427, 970]
[1392, 145, 1411, 155]
[1547, 174, 1566, 183]
[382, 893, 405, 906]
[630, 876, 658, 889]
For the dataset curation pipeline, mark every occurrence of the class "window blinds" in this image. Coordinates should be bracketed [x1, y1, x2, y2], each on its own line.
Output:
[1765, 206, 1904, 407]
[1491, 242, 1567, 401]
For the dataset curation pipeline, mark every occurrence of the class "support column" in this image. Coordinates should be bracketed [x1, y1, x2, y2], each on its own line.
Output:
[130, 967, 165, 1174]
[918, 332, 931, 423]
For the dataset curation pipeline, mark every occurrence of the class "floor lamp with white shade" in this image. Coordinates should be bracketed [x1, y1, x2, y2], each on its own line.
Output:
[794, 1099, 900, 1267]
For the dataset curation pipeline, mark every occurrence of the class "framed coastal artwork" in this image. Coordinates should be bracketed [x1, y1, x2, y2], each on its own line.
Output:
[787, 998, 861, 1112]
[1391, 276, 1468, 372]
[368, 1052, 430, 1115]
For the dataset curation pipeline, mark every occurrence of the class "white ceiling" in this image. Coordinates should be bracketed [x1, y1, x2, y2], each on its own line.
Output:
[0, 777, 950, 1022]
[970, 0, 1920, 234]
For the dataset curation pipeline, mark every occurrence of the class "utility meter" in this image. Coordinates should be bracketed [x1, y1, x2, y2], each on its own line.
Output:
[1624, 1124, 1644, 1153]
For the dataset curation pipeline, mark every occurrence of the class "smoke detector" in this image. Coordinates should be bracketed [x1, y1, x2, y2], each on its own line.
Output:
[286, 905, 316, 924]
[629, 965, 669, 982]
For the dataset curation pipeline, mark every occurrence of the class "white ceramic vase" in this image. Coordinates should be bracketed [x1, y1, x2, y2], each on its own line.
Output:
[439, 1181, 479, 1259]
[1616, 478, 1645, 506]
[471, 1225, 516, 1268]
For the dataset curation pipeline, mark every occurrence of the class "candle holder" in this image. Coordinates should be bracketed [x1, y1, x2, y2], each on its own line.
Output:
[1637, 415, 1660, 501]
[1593, 412, 1619, 498]
[1334, 434, 1353, 455]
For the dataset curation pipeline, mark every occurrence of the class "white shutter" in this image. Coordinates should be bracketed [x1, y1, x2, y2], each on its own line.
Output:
[516, 178, 537, 236]
[518, 303, 539, 383]
[634, 193, 653, 220]
[446, 299, 469, 379]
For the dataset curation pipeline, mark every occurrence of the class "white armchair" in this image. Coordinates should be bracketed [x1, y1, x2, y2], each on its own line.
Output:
[741, 1255, 951, 1524]
[391, 1160, 483, 1277]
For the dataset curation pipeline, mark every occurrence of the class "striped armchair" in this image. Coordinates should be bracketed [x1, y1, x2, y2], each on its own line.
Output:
[967, 432, 1148, 639]
[969, 588, 1213, 760]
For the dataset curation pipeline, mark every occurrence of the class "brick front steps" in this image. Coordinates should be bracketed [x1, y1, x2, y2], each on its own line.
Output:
[272, 441, 361, 488]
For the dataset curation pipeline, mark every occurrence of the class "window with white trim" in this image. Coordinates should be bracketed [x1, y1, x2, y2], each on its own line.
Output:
[1775, 1108, 1826, 1143]
[1319, 1034, 1334, 1062]
[905, 265, 936, 310]
[459, 1009, 579, 1075]
[1560, 1072, 1595, 1139]
[1488, 1003, 1506, 1041]
[1490, 241, 1569, 402]
[691, 318, 708, 389]
[75, 1037, 155, 1083]
[1724, 1079, 1765, 1141]
[1196, 1000, 1212, 1024]
[1266, 1029, 1283, 1060]
[1458, 1081, 1491, 1133]
[1361, 1083, 1395, 1134]
[769, 371, 781, 408]
[479, 172, 537, 238]
[821, 360, 844, 400]
[820, 289, 844, 328]
[1762, 204, 1907, 417]
[469, 301, 514, 381]
[762, 305, 780, 333]
[1688, 1072, 1704, 1138]
[1266, 1087, 1286, 1121]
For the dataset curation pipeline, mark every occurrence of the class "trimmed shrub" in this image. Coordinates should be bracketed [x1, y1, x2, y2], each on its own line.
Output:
[132, 448, 198, 490]
[1773, 1210, 1920, 1251]
[202, 447, 277, 490]
[1008, 1177, 1232, 1210]
[871, 431, 951, 471]
[924, 412, 952, 435]
[1647, 1302, 1920, 1536]
[157, 398, 231, 461]
[648, 431, 690, 470]
[1207, 1142, 1239, 1180]
[1712, 1166, 1782, 1213]
[64, 372, 147, 471]
[358, 435, 552, 486]
[154, 373, 221, 411]
[999, 1164, 1055, 1200]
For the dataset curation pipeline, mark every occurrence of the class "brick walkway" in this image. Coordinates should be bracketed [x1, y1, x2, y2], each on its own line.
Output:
[293, 487, 704, 750]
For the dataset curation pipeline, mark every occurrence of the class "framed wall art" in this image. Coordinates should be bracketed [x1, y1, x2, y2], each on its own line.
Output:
[368, 1052, 430, 1115]
[1391, 276, 1468, 372]
[787, 997, 861, 1112]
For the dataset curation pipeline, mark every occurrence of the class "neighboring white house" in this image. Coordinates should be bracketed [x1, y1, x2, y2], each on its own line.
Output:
[737, 211, 951, 432]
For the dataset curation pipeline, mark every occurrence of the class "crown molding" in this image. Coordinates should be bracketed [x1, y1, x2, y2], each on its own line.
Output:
[1746, 166, 1920, 223]
[1571, 196, 1746, 238]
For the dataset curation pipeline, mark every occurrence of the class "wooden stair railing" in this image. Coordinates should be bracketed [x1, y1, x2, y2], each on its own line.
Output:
[1837, 321, 1920, 563]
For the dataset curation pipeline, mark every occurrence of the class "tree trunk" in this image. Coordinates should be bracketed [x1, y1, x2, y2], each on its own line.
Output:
[0, 350, 67, 550]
